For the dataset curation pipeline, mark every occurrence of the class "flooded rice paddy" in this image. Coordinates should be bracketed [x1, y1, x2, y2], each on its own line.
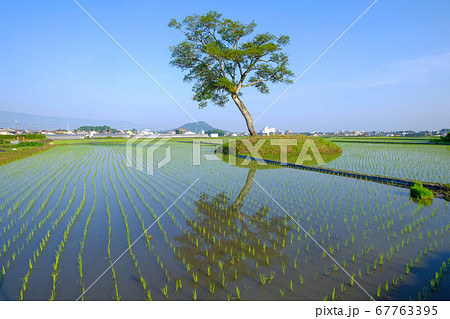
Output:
[323, 143, 450, 184]
[0, 142, 449, 300]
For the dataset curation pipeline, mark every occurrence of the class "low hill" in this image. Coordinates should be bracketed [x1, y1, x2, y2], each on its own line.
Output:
[178, 121, 222, 133]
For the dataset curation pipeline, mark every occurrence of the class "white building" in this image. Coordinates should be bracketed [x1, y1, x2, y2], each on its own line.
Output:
[0, 128, 15, 135]
[139, 128, 154, 135]
[261, 126, 275, 135]
[88, 131, 98, 138]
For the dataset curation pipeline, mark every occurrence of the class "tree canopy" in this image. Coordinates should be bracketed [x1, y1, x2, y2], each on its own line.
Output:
[169, 11, 294, 135]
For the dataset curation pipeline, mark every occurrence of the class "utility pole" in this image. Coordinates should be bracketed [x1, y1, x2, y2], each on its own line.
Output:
[15, 120, 18, 135]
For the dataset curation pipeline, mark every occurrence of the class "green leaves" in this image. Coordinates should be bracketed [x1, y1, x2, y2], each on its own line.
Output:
[169, 11, 294, 107]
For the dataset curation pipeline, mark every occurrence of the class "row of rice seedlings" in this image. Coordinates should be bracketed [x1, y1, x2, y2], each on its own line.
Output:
[425, 257, 450, 297]
[77, 154, 101, 300]
[109, 160, 153, 300]
[101, 155, 120, 301]
[113, 146, 182, 299]
[113, 151, 190, 299]
[48, 155, 91, 301]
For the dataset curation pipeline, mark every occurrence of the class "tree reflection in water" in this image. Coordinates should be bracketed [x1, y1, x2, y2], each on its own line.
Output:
[174, 168, 293, 289]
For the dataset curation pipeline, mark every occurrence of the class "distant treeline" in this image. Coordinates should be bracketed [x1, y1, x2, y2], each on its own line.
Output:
[75, 125, 119, 133]
[431, 133, 450, 144]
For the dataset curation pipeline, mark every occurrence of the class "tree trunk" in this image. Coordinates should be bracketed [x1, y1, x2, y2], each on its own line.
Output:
[233, 168, 256, 208]
[231, 93, 257, 136]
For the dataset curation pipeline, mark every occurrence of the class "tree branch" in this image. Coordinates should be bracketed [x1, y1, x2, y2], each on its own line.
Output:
[241, 78, 266, 88]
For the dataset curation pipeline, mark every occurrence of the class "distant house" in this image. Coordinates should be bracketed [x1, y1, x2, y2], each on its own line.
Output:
[54, 129, 69, 134]
[0, 128, 15, 135]
[88, 131, 98, 138]
[209, 133, 219, 138]
[139, 128, 153, 135]
[176, 128, 188, 134]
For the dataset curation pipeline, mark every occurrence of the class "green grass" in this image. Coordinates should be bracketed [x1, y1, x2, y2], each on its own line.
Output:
[221, 134, 342, 165]
[0, 144, 54, 166]
[410, 182, 434, 200]
[17, 142, 43, 147]
[0, 134, 46, 141]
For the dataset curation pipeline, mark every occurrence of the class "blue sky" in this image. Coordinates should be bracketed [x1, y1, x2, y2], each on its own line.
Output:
[1, 0, 449, 132]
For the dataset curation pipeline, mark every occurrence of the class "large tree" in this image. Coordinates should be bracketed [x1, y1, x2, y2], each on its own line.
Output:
[169, 11, 294, 135]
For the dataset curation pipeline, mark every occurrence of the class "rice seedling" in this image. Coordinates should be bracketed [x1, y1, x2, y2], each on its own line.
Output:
[193, 272, 198, 283]
[379, 254, 384, 266]
[235, 286, 241, 300]
[160, 284, 169, 299]
[259, 273, 268, 286]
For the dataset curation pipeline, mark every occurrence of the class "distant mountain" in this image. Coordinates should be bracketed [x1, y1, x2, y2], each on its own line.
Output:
[177, 121, 220, 133]
[0, 111, 144, 131]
